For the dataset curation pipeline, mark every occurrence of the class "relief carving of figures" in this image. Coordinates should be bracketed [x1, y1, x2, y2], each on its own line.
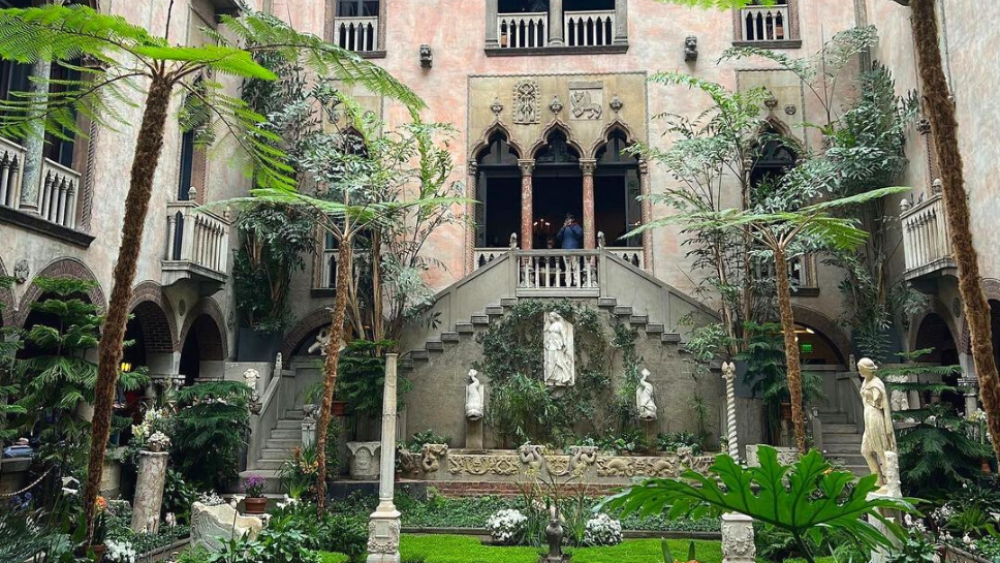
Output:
[596, 457, 636, 478]
[466, 369, 485, 421]
[447, 454, 520, 476]
[518, 443, 546, 469]
[420, 443, 449, 473]
[858, 358, 898, 486]
[570, 89, 603, 120]
[568, 446, 597, 473]
[544, 312, 575, 388]
[635, 457, 677, 478]
[398, 450, 422, 475]
[636, 369, 657, 422]
[512, 79, 541, 124]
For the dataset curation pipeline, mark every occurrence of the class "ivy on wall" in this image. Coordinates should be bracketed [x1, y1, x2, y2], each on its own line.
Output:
[475, 300, 642, 448]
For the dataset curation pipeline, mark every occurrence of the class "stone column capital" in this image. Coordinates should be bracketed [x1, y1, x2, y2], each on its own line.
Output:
[518, 159, 535, 176]
[579, 158, 597, 175]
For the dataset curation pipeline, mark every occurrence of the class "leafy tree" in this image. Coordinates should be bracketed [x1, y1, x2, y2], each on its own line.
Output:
[600, 446, 916, 563]
[0, 4, 420, 537]
[170, 381, 252, 491]
[0, 275, 24, 443]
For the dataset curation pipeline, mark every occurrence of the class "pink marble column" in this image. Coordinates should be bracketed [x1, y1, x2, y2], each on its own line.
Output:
[519, 159, 535, 250]
[580, 159, 597, 250]
[466, 161, 478, 275]
[639, 159, 653, 272]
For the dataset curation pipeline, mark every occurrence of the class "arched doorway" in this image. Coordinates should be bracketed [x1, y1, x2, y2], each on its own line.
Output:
[594, 129, 641, 248]
[794, 323, 845, 366]
[532, 129, 582, 249]
[475, 131, 522, 250]
[914, 312, 962, 409]
[179, 313, 225, 386]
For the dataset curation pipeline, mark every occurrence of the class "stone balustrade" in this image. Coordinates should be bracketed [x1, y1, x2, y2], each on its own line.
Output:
[565, 10, 615, 47]
[473, 247, 510, 271]
[0, 135, 25, 209]
[606, 247, 643, 270]
[498, 12, 547, 49]
[335, 16, 378, 53]
[901, 193, 954, 278]
[517, 250, 599, 291]
[165, 201, 230, 276]
[38, 159, 80, 228]
[741, 4, 789, 42]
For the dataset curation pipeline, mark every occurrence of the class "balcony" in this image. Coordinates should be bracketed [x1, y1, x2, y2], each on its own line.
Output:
[487, 3, 627, 56]
[734, 2, 801, 49]
[901, 193, 957, 284]
[162, 201, 231, 288]
[335, 16, 379, 54]
[564, 11, 616, 47]
[498, 12, 547, 49]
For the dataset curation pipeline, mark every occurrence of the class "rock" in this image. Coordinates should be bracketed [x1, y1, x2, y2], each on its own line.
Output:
[190, 502, 264, 552]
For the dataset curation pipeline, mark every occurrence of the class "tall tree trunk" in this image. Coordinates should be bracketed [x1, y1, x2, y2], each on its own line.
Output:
[910, 0, 1000, 462]
[83, 76, 173, 543]
[315, 241, 352, 512]
[775, 248, 807, 453]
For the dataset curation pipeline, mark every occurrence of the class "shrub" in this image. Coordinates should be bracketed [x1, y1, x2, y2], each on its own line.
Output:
[486, 508, 528, 545]
[584, 514, 623, 547]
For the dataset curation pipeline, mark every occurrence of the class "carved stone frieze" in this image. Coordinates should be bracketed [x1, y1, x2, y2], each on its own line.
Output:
[420, 443, 449, 473]
[448, 454, 520, 476]
[568, 446, 597, 473]
[569, 85, 603, 120]
[512, 79, 541, 124]
[366, 518, 401, 555]
[544, 455, 571, 476]
[518, 443, 546, 469]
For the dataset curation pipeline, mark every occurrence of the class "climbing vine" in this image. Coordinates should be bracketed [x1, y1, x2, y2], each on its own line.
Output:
[476, 300, 641, 448]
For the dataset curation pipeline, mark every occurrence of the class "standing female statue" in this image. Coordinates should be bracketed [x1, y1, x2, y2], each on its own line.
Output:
[543, 312, 575, 388]
[858, 357, 898, 486]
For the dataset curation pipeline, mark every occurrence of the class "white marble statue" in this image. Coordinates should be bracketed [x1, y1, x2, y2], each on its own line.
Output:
[543, 312, 575, 388]
[466, 369, 484, 421]
[636, 369, 657, 422]
[243, 369, 260, 396]
[308, 328, 331, 355]
[858, 358, 898, 487]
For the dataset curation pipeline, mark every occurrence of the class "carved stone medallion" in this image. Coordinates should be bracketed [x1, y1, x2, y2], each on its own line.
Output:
[512, 79, 541, 124]
[569, 82, 604, 121]
[491, 96, 504, 117]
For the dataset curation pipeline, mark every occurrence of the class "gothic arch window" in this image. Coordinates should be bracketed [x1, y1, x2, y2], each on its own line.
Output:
[475, 132, 521, 249]
[534, 130, 580, 165]
[595, 129, 641, 248]
[734, 0, 801, 49]
[331, 0, 384, 54]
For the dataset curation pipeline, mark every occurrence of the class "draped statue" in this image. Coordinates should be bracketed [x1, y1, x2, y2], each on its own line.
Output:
[858, 357, 898, 487]
[636, 369, 657, 422]
[466, 369, 484, 421]
[543, 312, 575, 388]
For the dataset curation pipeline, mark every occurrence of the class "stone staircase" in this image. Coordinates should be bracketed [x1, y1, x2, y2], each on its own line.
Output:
[818, 411, 869, 477]
[256, 407, 306, 471]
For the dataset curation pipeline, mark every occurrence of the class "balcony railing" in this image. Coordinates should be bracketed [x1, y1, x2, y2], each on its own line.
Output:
[164, 201, 230, 281]
[902, 193, 955, 279]
[335, 16, 378, 53]
[607, 247, 643, 270]
[473, 248, 510, 271]
[498, 12, 547, 49]
[0, 135, 81, 229]
[517, 250, 600, 292]
[742, 4, 788, 42]
[565, 10, 615, 47]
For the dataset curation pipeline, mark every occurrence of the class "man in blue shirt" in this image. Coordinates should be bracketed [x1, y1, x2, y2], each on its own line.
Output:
[556, 214, 583, 249]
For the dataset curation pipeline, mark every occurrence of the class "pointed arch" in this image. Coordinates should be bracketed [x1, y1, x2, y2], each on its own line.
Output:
[528, 120, 585, 161]
[758, 115, 805, 153]
[16, 257, 106, 326]
[589, 119, 639, 158]
[470, 122, 523, 162]
[0, 257, 14, 327]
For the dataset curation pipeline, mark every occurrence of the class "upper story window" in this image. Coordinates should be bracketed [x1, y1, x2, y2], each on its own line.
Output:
[488, 0, 627, 55]
[332, 0, 383, 56]
[734, 0, 801, 49]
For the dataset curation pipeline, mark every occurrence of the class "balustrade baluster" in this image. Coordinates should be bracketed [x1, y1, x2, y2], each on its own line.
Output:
[0, 158, 10, 207]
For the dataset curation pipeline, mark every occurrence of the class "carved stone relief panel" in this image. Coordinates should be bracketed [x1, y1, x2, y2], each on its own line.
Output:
[569, 81, 604, 121]
[512, 79, 541, 124]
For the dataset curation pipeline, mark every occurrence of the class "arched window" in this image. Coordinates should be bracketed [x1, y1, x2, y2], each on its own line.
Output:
[595, 129, 641, 248]
[475, 132, 521, 249]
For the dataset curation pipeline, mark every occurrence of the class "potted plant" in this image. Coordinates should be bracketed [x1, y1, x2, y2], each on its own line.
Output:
[243, 473, 268, 514]
[304, 381, 347, 417]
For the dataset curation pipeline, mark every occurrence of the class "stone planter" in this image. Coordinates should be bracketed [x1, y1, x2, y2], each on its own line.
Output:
[244, 497, 268, 515]
[347, 441, 381, 480]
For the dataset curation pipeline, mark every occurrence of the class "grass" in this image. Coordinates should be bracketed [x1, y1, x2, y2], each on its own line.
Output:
[322, 534, 723, 563]
[319, 553, 351, 563]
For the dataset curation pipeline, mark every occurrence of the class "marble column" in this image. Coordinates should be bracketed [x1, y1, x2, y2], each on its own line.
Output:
[132, 450, 170, 533]
[722, 362, 740, 461]
[721, 513, 755, 563]
[638, 159, 653, 272]
[466, 161, 478, 275]
[548, 0, 564, 46]
[519, 159, 535, 250]
[580, 159, 597, 250]
[367, 353, 401, 563]
[19, 59, 51, 213]
[959, 377, 980, 416]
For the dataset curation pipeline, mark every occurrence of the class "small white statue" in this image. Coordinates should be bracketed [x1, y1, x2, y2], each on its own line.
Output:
[636, 369, 657, 422]
[858, 358, 898, 487]
[243, 368, 260, 395]
[466, 369, 484, 421]
[308, 328, 331, 355]
[543, 312, 575, 388]
[165, 512, 177, 527]
[275, 353, 283, 374]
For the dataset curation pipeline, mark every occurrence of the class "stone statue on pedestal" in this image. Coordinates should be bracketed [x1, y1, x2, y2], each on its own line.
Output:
[543, 312, 575, 388]
[466, 369, 484, 421]
[858, 358, 898, 487]
[636, 369, 657, 422]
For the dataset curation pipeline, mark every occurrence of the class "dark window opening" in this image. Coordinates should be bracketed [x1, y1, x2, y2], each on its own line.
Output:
[499, 0, 549, 13]
[178, 129, 195, 201]
[337, 0, 379, 17]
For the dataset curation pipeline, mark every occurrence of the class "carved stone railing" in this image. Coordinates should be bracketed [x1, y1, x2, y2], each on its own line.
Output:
[565, 10, 615, 47]
[473, 247, 511, 271]
[38, 159, 80, 228]
[0, 135, 25, 209]
[516, 250, 599, 292]
[335, 16, 378, 53]
[741, 4, 789, 42]
[498, 12, 547, 49]
[606, 247, 643, 270]
[901, 194, 954, 279]
[165, 201, 230, 279]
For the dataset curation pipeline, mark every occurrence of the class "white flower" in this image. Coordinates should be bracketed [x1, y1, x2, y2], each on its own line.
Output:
[276, 495, 299, 509]
[964, 534, 974, 545]
[486, 509, 527, 545]
[104, 539, 137, 563]
[583, 514, 623, 547]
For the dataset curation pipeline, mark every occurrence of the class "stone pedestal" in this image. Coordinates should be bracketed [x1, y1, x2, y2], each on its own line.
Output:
[131, 450, 169, 533]
[721, 513, 755, 563]
[348, 442, 382, 480]
[368, 353, 402, 563]
[867, 452, 903, 563]
[191, 502, 264, 552]
[466, 418, 484, 450]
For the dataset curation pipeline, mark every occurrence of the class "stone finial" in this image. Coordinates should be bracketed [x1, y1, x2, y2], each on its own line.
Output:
[275, 353, 282, 374]
[597, 231, 606, 248]
[187, 186, 198, 201]
[549, 95, 564, 114]
[900, 198, 911, 212]
[931, 178, 943, 195]
[509, 232, 518, 248]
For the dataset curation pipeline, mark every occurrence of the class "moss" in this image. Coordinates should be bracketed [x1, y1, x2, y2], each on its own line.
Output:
[318, 552, 351, 563]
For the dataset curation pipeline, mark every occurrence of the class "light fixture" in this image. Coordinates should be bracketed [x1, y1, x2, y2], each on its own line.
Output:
[120, 362, 132, 373]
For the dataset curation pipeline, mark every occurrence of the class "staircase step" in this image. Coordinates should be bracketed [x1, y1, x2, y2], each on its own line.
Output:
[270, 429, 300, 440]
[485, 306, 504, 316]
[500, 298, 518, 308]
[456, 323, 475, 334]
[441, 332, 460, 343]
[645, 324, 665, 334]
[662, 333, 682, 343]
[629, 315, 649, 325]
[598, 298, 618, 308]
[613, 306, 633, 316]
[261, 448, 293, 460]
[823, 442, 864, 454]
[255, 459, 284, 471]
[471, 315, 490, 326]
[819, 413, 850, 424]
[410, 349, 430, 361]
[823, 423, 859, 434]
[826, 454, 867, 466]
[426, 340, 445, 352]
[824, 434, 862, 444]
[276, 420, 302, 430]
[265, 439, 300, 451]
[284, 409, 304, 420]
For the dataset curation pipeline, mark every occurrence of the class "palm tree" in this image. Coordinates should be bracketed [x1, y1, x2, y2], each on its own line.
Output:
[0, 4, 421, 541]
[654, 0, 1000, 462]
